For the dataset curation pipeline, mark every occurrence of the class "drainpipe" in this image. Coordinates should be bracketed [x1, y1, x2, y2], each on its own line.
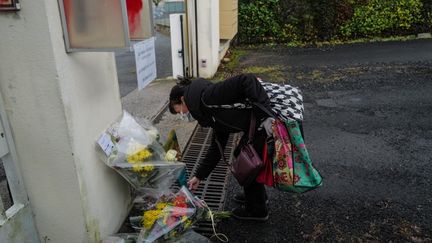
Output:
[180, 15, 186, 77]
[195, 0, 199, 77]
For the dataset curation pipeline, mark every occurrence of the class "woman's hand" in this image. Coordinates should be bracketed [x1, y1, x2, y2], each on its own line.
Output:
[262, 117, 275, 137]
[187, 176, 201, 191]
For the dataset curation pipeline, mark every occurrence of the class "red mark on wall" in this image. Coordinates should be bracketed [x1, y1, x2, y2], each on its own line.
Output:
[126, 0, 143, 37]
[0, 0, 13, 5]
[63, 0, 72, 33]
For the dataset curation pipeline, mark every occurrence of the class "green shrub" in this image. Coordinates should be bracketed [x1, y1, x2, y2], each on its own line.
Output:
[237, 0, 430, 44]
[238, 0, 283, 43]
[429, 12, 432, 28]
[239, 0, 360, 43]
[423, 0, 432, 30]
[340, 0, 423, 38]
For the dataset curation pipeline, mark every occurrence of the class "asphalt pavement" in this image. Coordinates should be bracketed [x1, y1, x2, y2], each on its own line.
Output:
[218, 39, 432, 242]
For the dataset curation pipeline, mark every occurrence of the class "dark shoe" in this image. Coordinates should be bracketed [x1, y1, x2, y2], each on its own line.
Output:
[233, 193, 269, 205]
[232, 205, 269, 222]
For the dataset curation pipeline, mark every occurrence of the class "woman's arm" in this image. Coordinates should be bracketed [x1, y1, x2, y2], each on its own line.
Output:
[194, 129, 230, 180]
[202, 74, 272, 111]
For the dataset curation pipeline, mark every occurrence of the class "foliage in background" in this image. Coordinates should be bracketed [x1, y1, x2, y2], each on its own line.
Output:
[340, 0, 423, 38]
[424, 0, 432, 29]
[238, 0, 283, 43]
[238, 0, 432, 44]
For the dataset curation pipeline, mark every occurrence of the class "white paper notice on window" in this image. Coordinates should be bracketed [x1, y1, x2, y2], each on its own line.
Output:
[134, 37, 157, 90]
[97, 133, 115, 156]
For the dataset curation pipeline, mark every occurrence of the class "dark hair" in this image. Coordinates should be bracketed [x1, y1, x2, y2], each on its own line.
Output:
[168, 76, 192, 114]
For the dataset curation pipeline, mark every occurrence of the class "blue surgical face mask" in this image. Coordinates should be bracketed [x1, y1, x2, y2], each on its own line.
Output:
[186, 112, 195, 122]
[180, 104, 195, 122]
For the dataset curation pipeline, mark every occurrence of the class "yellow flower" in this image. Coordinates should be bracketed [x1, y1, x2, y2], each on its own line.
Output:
[184, 219, 192, 229]
[155, 202, 168, 210]
[142, 210, 162, 229]
[127, 155, 136, 163]
[143, 164, 154, 171]
[132, 164, 143, 172]
[127, 156, 138, 163]
[127, 149, 152, 163]
[140, 149, 152, 159]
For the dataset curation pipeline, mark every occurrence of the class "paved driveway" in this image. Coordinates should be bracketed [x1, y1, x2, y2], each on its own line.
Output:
[218, 40, 432, 242]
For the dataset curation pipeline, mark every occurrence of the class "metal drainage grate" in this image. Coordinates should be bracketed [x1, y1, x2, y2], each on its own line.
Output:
[180, 125, 236, 236]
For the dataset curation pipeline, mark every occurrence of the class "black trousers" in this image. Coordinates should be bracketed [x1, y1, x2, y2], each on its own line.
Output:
[243, 129, 268, 213]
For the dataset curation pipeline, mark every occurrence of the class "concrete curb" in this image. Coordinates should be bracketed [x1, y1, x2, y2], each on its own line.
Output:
[121, 79, 175, 120]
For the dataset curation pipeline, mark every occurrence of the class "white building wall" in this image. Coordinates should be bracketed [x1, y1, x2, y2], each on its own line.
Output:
[0, 0, 131, 242]
[196, 0, 220, 78]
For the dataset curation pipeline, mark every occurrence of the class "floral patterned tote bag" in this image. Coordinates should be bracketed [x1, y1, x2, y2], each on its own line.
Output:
[272, 120, 322, 193]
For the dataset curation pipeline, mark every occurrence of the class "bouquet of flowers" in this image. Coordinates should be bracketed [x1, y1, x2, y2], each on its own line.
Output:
[135, 187, 230, 243]
[102, 230, 211, 243]
[97, 111, 185, 191]
[97, 112, 228, 242]
[112, 161, 185, 191]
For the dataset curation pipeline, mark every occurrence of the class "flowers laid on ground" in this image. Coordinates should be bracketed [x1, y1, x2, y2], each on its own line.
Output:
[97, 112, 229, 242]
[127, 144, 153, 163]
[136, 186, 231, 243]
[97, 111, 185, 191]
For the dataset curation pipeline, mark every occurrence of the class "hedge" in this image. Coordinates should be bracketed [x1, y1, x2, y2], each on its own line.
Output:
[238, 0, 432, 43]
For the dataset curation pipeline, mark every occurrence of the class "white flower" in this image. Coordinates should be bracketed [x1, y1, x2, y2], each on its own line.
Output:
[165, 149, 178, 162]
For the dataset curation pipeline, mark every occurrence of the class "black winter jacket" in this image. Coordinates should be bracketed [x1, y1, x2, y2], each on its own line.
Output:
[183, 74, 273, 180]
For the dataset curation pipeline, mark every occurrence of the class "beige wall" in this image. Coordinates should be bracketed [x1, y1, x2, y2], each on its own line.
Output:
[219, 0, 238, 40]
[0, 0, 131, 242]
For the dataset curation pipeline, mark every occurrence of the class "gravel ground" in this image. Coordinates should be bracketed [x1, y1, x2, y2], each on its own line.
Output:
[217, 40, 432, 242]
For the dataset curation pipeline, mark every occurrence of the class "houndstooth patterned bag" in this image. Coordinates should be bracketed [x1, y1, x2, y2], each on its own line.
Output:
[204, 79, 304, 121]
[258, 79, 304, 121]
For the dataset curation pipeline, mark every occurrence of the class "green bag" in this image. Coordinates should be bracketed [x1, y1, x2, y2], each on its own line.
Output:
[272, 119, 322, 193]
